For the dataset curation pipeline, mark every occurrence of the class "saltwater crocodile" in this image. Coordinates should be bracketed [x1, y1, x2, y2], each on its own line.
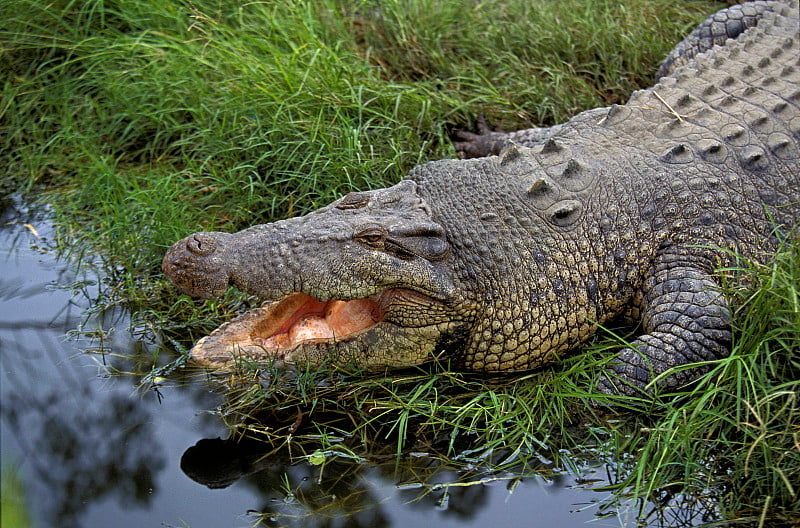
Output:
[163, 1, 800, 395]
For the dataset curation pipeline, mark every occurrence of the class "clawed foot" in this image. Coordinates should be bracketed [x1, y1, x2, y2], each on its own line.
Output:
[451, 113, 506, 159]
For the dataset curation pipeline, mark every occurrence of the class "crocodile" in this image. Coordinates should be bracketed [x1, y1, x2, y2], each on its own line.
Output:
[163, 1, 800, 396]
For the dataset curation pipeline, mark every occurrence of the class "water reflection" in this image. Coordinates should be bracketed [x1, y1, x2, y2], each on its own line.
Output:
[179, 426, 615, 528]
[1, 197, 164, 527]
[1, 390, 164, 525]
[183, 435, 393, 527]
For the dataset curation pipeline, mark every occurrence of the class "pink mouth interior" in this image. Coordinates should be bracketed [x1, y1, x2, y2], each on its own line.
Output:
[251, 292, 383, 349]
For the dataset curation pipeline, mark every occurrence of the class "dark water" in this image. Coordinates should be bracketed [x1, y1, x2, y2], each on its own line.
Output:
[0, 197, 705, 528]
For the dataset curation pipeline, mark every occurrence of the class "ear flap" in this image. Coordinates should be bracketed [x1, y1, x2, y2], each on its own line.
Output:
[549, 200, 583, 227]
[385, 224, 450, 261]
[386, 236, 450, 261]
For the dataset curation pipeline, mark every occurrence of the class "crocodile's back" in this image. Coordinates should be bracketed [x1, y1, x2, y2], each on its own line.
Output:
[599, 0, 799, 256]
[446, 1, 799, 261]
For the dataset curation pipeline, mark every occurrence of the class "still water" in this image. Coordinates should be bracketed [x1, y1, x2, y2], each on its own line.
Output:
[0, 197, 701, 528]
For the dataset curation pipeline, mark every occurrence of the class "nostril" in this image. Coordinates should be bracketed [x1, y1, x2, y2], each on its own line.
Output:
[162, 252, 184, 276]
[186, 233, 217, 256]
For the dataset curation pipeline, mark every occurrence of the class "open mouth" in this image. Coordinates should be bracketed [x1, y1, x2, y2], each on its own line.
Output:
[190, 292, 385, 366]
[249, 292, 383, 348]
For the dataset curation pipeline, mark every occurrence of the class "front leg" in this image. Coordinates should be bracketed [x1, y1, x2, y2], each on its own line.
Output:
[598, 259, 731, 397]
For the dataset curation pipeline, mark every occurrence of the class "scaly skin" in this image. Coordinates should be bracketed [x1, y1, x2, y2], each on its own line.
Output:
[164, 1, 800, 396]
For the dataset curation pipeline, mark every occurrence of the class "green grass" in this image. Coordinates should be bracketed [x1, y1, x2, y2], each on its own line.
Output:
[4, 0, 799, 525]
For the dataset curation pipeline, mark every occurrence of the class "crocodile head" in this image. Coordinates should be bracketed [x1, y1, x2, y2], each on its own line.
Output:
[163, 180, 467, 370]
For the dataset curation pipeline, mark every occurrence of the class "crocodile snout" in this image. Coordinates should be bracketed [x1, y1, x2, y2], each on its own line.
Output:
[162, 232, 230, 299]
[185, 233, 218, 256]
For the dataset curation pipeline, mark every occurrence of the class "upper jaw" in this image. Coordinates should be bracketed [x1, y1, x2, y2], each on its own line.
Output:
[226, 243, 459, 307]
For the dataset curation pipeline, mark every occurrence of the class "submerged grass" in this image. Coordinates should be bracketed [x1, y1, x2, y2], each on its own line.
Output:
[1, 464, 32, 528]
[3, 0, 798, 525]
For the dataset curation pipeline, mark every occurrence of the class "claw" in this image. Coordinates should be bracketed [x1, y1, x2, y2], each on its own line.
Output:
[451, 113, 506, 159]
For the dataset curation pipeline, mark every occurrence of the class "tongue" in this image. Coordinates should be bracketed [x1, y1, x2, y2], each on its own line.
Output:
[289, 314, 335, 342]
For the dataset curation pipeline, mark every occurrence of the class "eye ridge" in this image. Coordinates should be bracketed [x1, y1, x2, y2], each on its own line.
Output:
[336, 192, 370, 210]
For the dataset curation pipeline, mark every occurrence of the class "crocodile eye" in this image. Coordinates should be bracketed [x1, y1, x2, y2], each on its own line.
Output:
[355, 226, 386, 249]
[336, 192, 370, 210]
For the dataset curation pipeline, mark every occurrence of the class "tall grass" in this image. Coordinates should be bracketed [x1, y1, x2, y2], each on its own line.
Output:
[5, 0, 798, 525]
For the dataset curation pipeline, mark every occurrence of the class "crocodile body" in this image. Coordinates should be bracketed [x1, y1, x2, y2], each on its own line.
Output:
[163, 1, 800, 395]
